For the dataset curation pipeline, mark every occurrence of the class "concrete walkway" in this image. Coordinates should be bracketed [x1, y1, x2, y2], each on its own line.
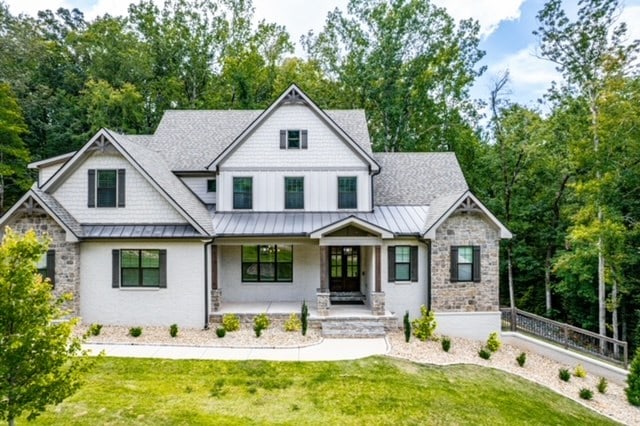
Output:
[84, 338, 389, 361]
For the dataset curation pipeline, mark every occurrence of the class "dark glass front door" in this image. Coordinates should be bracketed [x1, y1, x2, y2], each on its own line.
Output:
[329, 246, 360, 292]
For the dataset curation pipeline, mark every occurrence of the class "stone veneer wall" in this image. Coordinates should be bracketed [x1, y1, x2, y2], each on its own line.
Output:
[431, 211, 499, 312]
[6, 213, 81, 315]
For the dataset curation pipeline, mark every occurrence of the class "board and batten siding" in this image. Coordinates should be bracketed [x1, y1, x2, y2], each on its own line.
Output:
[180, 176, 216, 204]
[52, 152, 186, 223]
[80, 241, 205, 327]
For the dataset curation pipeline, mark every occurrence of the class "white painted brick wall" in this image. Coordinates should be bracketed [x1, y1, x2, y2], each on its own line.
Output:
[53, 152, 185, 223]
[382, 242, 429, 320]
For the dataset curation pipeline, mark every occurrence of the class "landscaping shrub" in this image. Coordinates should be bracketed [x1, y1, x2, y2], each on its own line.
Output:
[516, 352, 526, 367]
[301, 300, 309, 336]
[222, 314, 241, 332]
[411, 305, 437, 341]
[88, 323, 102, 336]
[403, 311, 411, 343]
[573, 364, 587, 378]
[597, 377, 608, 394]
[169, 323, 178, 338]
[253, 313, 270, 337]
[441, 336, 451, 352]
[559, 368, 571, 382]
[478, 347, 491, 360]
[216, 327, 226, 338]
[129, 327, 142, 337]
[579, 388, 593, 400]
[284, 313, 301, 332]
[486, 332, 502, 352]
[626, 348, 640, 405]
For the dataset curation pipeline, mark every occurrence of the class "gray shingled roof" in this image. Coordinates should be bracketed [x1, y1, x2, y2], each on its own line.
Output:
[373, 153, 468, 205]
[32, 188, 83, 237]
[145, 109, 373, 171]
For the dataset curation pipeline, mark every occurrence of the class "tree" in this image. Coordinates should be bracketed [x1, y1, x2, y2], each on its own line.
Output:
[0, 228, 90, 426]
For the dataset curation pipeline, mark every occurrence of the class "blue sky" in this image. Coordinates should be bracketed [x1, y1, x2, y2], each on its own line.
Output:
[5, 0, 640, 108]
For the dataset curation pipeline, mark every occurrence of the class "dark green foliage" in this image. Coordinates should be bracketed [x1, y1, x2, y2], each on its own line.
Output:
[597, 377, 608, 394]
[441, 336, 451, 353]
[579, 388, 593, 400]
[169, 324, 178, 338]
[129, 327, 142, 337]
[403, 311, 411, 343]
[516, 352, 526, 367]
[478, 347, 491, 360]
[559, 368, 571, 382]
[626, 349, 640, 405]
[301, 300, 309, 336]
[215, 327, 226, 338]
[88, 323, 102, 336]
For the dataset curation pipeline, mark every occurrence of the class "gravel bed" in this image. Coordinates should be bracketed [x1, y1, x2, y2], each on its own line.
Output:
[77, 325, 638, 424]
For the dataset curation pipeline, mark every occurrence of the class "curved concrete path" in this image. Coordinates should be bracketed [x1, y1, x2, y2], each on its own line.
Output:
[84, 338, 389, 361]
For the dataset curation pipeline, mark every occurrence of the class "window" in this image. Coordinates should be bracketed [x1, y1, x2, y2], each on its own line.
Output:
[279, 129, 308, 149]
[116, 249, 165, 287]
[450, 246, 480, 282]
[285, 177, 304, 209]
[233, 177, 252, 209]
[36, 250, 55, 286]
[388, 246, 418, 282]
[338, 176, 357, 209]
[242, 245, 293, 282]
[207, 179, 216, 192]
[88, 169, 125, 208]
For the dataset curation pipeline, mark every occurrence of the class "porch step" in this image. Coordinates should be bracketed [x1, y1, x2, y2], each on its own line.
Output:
[330, 292, 366, 303]
[321, 320, 387, 338]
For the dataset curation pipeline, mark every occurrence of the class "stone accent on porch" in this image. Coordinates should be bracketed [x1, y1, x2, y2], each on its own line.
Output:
[316, 290, 330, 316]
[370, 291, 386, 315]
[211, 289, 222, 312]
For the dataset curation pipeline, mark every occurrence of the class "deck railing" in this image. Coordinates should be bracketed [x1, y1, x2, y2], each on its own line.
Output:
[501, 307, 628, 368]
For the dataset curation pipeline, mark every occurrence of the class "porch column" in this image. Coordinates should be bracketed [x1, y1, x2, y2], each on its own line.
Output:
[317, 245, 330, 316]
[371, 245, 385, 315]
[211, 245, 222, 312]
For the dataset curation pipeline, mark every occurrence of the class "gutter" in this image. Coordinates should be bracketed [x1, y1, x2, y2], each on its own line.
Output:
[203, 238, 215, 329]
[419, 239, 432, 311]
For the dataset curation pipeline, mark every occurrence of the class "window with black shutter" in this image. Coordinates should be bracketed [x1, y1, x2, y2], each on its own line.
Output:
[388, 246, 418, 282]
[450, 246, 481, 282]
[112, 249, 167, 288]
[88, 169, 125, 208]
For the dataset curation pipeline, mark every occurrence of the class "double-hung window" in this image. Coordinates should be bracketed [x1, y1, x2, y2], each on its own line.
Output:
[285, 177, 304, 209]
[242, 245, 293, 282]
[233, 177, 252, 209]
[450, 246, 481, 282]
[338, 176, 357, 209]
[119, 249, 165, 287]
[88, 169, 125, 208]
[388, 246, 418, 282]
[36, 250, 56, 287]
[280, 130, 308, 149]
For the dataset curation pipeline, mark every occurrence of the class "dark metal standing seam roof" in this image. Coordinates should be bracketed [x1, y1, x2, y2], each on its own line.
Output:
[82, 224, 202, 238]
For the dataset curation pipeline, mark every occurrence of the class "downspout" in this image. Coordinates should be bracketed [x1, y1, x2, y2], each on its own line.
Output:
[203, 238, 215, 330]
[419, 239, 432, 311]
[370, 164, 381, 213]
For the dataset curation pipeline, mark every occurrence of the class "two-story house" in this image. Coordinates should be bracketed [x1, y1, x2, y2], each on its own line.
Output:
[0, 85, 511, 338]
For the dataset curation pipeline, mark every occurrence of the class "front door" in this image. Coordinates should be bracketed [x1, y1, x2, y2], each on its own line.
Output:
[329, 246, 360, 292]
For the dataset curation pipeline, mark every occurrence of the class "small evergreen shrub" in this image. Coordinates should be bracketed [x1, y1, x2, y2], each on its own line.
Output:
[403, 311, 411, 343]
[486, 332, 502, 352]
[626, 348, 640, 405]
[169, 323, 178, 338]
[516, 352, 527, 367]
[129, 327, 142, 337]
[88, 323, 103, 336]
[216, 327, 226, 338]
[478, 347, 491, 360]
[411, 305, 437, 341]
[573, 364, 587, 378]
[284, 313, 302, 332]
[222, 314, 241, 332]
[441, 336, 451, 352]
[253, 313, 270, 337]
[559, 368, 571, 382]
[301, 300, 309, 336]
[597, 377, 608, 394]
[579, 388, 593, 400]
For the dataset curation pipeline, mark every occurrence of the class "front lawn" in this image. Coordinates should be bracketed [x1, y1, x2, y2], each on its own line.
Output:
[27, 356, 617, 425]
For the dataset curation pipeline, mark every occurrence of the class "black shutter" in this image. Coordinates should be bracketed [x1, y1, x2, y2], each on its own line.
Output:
[280, 130, 286, 149]
[88, 169, 96, 207]
[387, 246, 395, 282]
[117, 169, 125, 207]
[473, 246, 481, 282]
[112, 249, 120, 288]
[301, 130, 308, 149]
[450, 246, 458, 282]
[46, 249, 56, 286]
[159, 250, 167, 288]
[410, 246, 418, 282]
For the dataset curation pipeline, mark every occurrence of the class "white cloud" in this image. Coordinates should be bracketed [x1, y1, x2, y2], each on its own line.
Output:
[432, 0, 525, 38]
[620, 5, 640, 43]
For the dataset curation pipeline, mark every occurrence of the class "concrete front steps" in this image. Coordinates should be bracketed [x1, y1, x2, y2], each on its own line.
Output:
[320, 319, 387, 338]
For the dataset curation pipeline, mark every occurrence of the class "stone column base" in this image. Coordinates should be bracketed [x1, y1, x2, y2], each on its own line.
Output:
[211, 289, 222, 312]
[371, 292, 385, 316]
[316, 289, 330, 316]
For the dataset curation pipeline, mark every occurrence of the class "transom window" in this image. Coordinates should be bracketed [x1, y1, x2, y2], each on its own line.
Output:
[338, 176, 357, 209]
[242, 245, 293, 282]
[287, 130, 300, 149]
[285, 177, 304, 209]
[121, 250, 161, 287]
[233, 177, 252, 209]
[97, 170, 117, 207]
[451, 246, 480, 282]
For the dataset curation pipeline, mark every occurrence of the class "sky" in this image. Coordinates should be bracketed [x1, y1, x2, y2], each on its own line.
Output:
[4, 0, 640, 108]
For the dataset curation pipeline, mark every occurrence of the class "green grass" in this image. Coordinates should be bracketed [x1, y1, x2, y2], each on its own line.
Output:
[26, 356, 617, 425]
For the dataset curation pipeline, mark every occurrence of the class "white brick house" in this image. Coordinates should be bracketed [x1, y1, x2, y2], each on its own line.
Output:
[0, 85, 511, 337]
